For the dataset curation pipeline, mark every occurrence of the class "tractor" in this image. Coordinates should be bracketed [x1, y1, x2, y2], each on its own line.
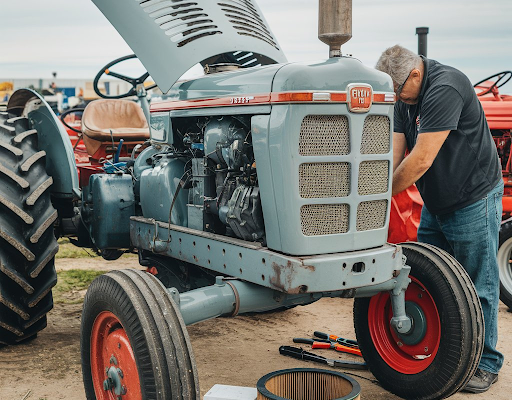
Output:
[473, 72, 512, 309]
[0, 0, 484, 399]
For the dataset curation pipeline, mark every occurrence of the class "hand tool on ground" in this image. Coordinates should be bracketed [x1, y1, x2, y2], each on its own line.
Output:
[279, 346, 367, 370]
[314, 331, 359, 348]
[293, 338, 362, 357]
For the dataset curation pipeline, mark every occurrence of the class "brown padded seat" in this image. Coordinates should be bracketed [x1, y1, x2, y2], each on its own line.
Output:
[81, 99, 150, 155]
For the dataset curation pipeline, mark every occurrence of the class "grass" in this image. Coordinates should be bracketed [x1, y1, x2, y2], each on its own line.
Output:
[56, 238, 136, 259]
[53, 269, 105, 304]
[56, 238, 98, 259]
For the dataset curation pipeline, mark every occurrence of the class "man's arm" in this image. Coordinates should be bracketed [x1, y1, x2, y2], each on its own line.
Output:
[392, 130, 450, 196]
[393, 132, 407, 172]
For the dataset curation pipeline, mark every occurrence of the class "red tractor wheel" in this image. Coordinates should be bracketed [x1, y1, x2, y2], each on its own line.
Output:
[90, 312, 141, 400]
[354, 242, 484, 400]
[498, 220, 512, 309]
[81, 269, 199, 400]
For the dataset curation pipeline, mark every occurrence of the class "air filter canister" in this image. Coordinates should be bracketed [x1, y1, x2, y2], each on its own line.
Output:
[256, 368, 361, 400]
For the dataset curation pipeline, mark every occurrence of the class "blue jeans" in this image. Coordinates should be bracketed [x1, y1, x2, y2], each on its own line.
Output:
[417, 180, 504, 374]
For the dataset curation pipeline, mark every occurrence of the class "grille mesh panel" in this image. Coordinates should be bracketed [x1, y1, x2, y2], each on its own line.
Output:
[360, 115, 390, 154]
[299, 115, 349, 156]
[299, 163, 350, 198]
[300, 204, 349, 236]
[358, 161, 389, 195]
[139, 0, 222, 47]
[356, 200, 388, 231]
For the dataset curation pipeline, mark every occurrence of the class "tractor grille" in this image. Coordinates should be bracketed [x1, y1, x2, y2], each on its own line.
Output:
[300, 204, 349, 236]
[360, 115, 390, 154]
[299, 163, 350, 198]
[218, 0, 279, 50]
[298, 114, 390, 237]
[299, 115, 349, 156]
[138, 0, 221, 47]
[356, 200, 388, 231]
[358, 161, 389, 195]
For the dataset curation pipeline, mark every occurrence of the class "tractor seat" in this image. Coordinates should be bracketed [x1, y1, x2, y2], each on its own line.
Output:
[81, 99, 150, 156]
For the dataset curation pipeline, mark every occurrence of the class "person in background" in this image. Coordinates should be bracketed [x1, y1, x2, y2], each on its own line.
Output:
[376, 44, 503, 394]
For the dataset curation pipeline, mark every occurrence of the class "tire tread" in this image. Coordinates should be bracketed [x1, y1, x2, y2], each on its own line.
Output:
[0, 111, 58, 345]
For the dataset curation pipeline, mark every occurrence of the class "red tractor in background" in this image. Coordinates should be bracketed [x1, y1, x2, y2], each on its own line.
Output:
[388, 71, 512, 309]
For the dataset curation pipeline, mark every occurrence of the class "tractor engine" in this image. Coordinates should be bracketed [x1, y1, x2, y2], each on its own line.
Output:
[141, 114, 264, 243]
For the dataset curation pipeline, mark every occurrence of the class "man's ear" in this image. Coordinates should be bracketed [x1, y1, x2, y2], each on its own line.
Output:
[411, 69, 422, 83]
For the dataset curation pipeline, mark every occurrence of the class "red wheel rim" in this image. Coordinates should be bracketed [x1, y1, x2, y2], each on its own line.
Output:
[368, 277, 441, 374]
[90, 311, 142, 400]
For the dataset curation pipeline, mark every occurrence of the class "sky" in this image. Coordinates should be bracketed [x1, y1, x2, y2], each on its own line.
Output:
[1, 0, 511, 91]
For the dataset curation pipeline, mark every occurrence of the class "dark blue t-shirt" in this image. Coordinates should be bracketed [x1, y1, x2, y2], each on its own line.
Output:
[394, 57, 501, 215]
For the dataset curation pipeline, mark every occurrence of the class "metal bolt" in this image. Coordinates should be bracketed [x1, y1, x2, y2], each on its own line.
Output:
[397, 341, 403, 347]
[418, 293, 423, 299]
[424, 346, 429, 352]
[121, 385, 127, 395]
[118, 343, 121, 349]
[117, 368, 124, 379]
[110, 355, 118, 366]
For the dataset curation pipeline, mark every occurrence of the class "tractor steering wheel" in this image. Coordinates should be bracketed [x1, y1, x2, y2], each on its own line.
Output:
[93, 54, 158, 99]
[60, 108, 85, 134]
[473, 71, 512, 96]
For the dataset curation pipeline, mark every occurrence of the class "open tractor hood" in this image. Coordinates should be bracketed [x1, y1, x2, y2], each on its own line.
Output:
[92, 0, 287, 93]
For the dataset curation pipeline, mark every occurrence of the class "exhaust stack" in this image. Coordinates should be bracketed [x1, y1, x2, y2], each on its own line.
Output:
[416, 27, 429, 57]
[318, 0, 352, 58]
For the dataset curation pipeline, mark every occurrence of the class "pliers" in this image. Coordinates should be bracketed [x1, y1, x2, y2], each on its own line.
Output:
[279, 346, 367, 370]
[313, 331, 359, 348]
[292, 338, 362, 357]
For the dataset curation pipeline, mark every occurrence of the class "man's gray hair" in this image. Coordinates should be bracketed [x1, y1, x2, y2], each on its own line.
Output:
[375, 45, 422, 85]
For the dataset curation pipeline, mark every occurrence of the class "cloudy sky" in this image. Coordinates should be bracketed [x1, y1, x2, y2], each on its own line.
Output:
[1, 0, 511, 90]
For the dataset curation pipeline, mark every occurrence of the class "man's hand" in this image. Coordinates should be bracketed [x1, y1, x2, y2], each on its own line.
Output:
[392, 130, 450, 196]
[393, 132, 407, 172]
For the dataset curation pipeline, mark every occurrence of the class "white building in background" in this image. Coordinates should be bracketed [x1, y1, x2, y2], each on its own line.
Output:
[1, 77, 162, 112]
[0, 78, 133, 100]
[0, 77, 131, 98]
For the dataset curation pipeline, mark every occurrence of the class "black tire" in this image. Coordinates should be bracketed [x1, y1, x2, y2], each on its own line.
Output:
[0, 111, 58, 345]
[354, 242, 484, 400]
[100, 249, 124, 261]
[498, 219, 512, 309]
[81, 269, 200, 400]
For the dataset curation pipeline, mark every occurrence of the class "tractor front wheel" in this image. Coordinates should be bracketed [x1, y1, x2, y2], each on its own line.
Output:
[354, 242, 484, 399]
[81, 269, 199, 400]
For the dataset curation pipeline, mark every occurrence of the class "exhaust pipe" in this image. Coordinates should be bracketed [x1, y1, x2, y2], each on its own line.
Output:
[318, 0, 352, 58]
[416, 27, 429, 57]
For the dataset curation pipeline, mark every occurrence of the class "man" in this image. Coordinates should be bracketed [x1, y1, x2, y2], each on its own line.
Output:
[376, 45, 503, 393]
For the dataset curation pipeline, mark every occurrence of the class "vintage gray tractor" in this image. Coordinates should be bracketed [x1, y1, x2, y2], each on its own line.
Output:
[0, 0, 483, 399]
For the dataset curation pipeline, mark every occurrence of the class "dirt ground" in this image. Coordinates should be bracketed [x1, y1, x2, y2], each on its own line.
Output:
[1, 257, 512, 400]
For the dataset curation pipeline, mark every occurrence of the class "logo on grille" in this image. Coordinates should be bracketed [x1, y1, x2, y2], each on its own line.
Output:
[347, 84, 373, 113]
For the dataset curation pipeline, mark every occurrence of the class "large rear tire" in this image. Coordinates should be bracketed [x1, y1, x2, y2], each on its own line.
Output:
[81, 269, 200, 400]
[354, 242, 484, 399]
[0, 111, 58, 344]
[498, 220, 512, 309]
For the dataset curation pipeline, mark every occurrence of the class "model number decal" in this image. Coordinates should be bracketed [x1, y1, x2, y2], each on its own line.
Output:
[230, 96, 255, 104]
